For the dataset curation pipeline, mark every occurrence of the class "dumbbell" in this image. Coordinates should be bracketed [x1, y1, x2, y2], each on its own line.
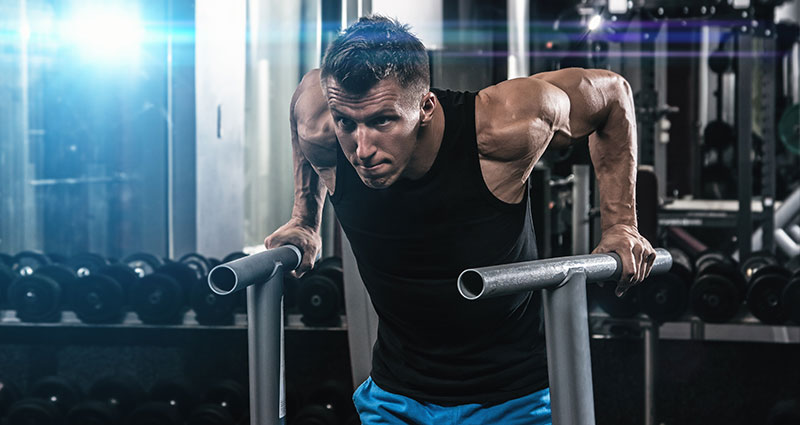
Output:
[88, 375, 147, 417]
[123, 252, 165, 278]
[0, 378, 21, 418]
[150, 378, 199, 419]
[66, 400, 121, 425]
[589, 280, 641, 318]
[7, 271, 66, 323]
[298, 257, 345, 326]
[690, 251, 746, 323]
[1, 262, 16, 308]
[295, 380, 355, 425]
[222, 251, 249, 313]
[124, 401, 183, 425]
[33, 264, 78, 310]
[183, 253, 236, 326]
[69, 262, 138, 324]
[746, 263, 792, 324]
[65, 252, 109, 278]
[638, 248, 692, 323]
[7, 376, 83, 425]
[740, 250, 779, 281]
[10, 250, 51, 276]
[130, 262, 196, 325]
[201, 380, 248, 423]
[29, 375, 84, 415]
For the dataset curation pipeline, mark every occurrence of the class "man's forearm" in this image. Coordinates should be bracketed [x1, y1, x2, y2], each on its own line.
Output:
[588, 81, 638, 231]
[291, 145, 326, 232]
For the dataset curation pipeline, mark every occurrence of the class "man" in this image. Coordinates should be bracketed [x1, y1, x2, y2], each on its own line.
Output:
[266, 16, 656, 424]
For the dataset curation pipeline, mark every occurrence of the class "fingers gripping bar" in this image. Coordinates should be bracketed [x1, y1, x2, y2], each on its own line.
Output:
[207, 245, 302, 425]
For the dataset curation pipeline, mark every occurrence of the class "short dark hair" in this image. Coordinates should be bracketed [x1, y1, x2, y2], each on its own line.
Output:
[321, 15, 430, 98]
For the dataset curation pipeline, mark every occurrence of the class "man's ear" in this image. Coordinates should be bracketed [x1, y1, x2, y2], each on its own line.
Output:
[419, 92, 436, 127]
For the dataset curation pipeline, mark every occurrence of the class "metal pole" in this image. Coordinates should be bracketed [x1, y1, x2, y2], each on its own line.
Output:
[736, 32, 754, 260]
[208, 246, 302, 425]
[458, 251, 673, 425]
[507, 0, 529, 79]
[572, 165, 591, 255]
[542, 271, 595, 425]
[643, 321, 659, 425]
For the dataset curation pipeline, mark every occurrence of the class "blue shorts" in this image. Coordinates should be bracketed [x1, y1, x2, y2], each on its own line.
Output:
[352, 377, 552, 425]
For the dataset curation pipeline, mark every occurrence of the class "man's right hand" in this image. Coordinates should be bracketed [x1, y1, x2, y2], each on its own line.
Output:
[264, 218, 322, 278]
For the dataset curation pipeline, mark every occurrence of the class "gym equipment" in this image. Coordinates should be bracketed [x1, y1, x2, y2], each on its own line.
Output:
[179, 253, 211, 280]
[456, 249, 673, 425]
[589, 281, 641, 318]
[7, 274, 63, 322]
[66, 252, 109, 278]
[0, 252, 13, 267]
[34, 264, 78, 310]
[130, 272, 185, 325]
[202, 379, 248, 422]
[638, 248, 692, 323]
[222, 251, 249, 314]
[295, 380, 355, 425]
[221, 251, 248, 263]
[186, 403, 236, 425]
[123, 401, 182, 425]
[11, 250, 51, 276]
[88, 375, 147, 417]
[191, 278, 236, 326]
[97, 264, 140, 302]
[690, 252, 746, 323]
[0, 378, 21, 418]
[778, 103, 799, 155]
[746, 264, 791, 324]
[123, 252, 165, 278]
[0, 262, 16, 307]
[71, 274, 126, 324]
[207, 245, 302, 425]
[298, 257, 344, 326]
[45, 253, 68, 265]
[740, 250, 779, 281]
[66, 400, 121, 425]
[5, 398, 63, 425]
[284, 274, 300, 313]
[150, 379, 198, 418]
[29, 375, 83, 416]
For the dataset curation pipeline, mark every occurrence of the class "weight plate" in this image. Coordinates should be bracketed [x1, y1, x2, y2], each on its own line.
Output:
[30, 376, 82, 415]
[294, 404, 339, 425]
[88, 376, 146, 417]
[45, 253, 68, 265]
[778, 103, 799, 155]
[66, 401, 120, 425]
[785, 255, 800, 277]
[590, 282, 641, 318]
[741, 251, 779, 281]
[703, 120, 735, 149]
[150, 379, 198, 418]
[0, 379, 21, 418]
[130, 273, 184, 325]
[190, 280, 236, 326]
[97, 264, 139, 302]
[305, 380, 353, 419]
[747, 270, 790, 324]
[690, 274, 742, 323]
[178, 253, 211, 280]
[72, 275, 125, 324]
[0, 263, 15, 307]
[298, 274, 342, 324]
[156, 262, 197, 301]
[186, 403, 234, 425]
[34, 264, 78, 310]
[123, 402, 182, 425]
[123, 253, 164, 278]
[638, 272, 689, 323]
[203, 380, 247, 421]
[221, 252, 248, 264]
[782, 278, 800, 325]
[7, 275, 62, 323]
[6, 398, 62, 425]
[11, 251, 51, 277]
[66, 253, 109, 278]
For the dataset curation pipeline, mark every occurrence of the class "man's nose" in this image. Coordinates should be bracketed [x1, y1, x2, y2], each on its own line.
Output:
[354, 126, 377, 161]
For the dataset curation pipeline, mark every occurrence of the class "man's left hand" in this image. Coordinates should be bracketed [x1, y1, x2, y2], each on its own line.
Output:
[592, 223, 657, 297]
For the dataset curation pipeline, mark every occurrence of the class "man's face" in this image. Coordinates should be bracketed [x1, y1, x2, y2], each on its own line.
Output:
[324, 77, 423, 189]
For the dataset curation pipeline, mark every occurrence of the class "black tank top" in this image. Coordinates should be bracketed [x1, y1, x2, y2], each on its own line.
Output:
[330, 88, 548, 406]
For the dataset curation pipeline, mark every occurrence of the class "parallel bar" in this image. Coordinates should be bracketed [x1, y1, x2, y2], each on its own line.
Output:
[760, 36, 777, 253]
[643, 322, 659, 425]
[208, 246, 302, 425]
[543, 271, 594, 425]
[458, 249, 672, 300]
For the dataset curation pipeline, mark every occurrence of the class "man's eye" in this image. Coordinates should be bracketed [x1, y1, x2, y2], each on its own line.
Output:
[372, 117, 391, 126]
[337, 118, 355, 131]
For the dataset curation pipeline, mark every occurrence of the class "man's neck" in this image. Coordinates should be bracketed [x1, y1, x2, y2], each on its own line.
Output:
[401, 101, 445, 180]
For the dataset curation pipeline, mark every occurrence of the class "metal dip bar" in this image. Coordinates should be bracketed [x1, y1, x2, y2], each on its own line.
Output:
[458, 248, 672, 425]
[208, 245, 302, 425]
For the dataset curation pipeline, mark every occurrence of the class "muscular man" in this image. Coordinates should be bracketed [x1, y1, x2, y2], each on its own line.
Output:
[266, 16, 656, 424]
